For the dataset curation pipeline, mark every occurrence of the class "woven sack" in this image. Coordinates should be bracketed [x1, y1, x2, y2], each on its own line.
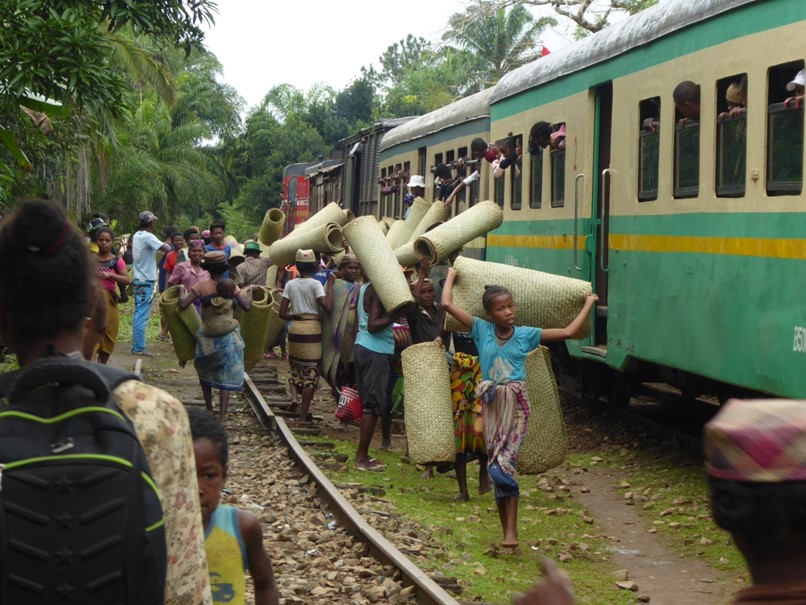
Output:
[264, 289, 286, 353]
[402, 343, 455, 464]
[342, 216, 414, 314]
[406, 201, 450, 244]
[384, 218, 410, 250]
[519, 347, 566, 474]
[259, 208, 286, 246]
[445, 256, 592, 336]
[294, 202, 349, 235]
[414, 201, 503, 266]
[267, 222, 343, 267]
[158, 288, 201, 362]
[240, 287, 272, 372]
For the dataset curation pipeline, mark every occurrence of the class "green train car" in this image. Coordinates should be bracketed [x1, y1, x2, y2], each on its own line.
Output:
[377, 0, 806, 401]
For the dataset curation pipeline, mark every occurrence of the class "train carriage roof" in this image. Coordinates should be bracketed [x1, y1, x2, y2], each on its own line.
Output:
[379, 87, 494, 152]
[493, 0, 756, 103]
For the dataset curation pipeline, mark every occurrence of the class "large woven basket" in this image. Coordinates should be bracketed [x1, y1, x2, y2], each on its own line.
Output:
[406, 201, 450, 244]
[268, 222, 343, 267]
[414, 201, 503, 266]
[342, 216, 414, 314]
[444, 256, 592, 336]
[158, 287, 201, 362]
[519, 347, 566, 474]
[240, 286, 272, 371]
[384, 218, 410, 250]
[294, 202, 349, 234]
[259, 208, 286, 246]
[264, 289, 286, 351]
[402, 342, 455, 464]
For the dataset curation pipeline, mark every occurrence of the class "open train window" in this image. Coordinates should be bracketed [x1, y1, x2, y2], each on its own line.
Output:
[673, 81, 700, 198]
[551, 150, 565, 207]
[716, 75, 747, 197]
[510, 157, 522, 210]
[530, 149, 543, 208]
[494, 171, 505, 207]
[767, 61, 804, 195]
[394, 163, 402, 218]
[638, 97, 660, 201]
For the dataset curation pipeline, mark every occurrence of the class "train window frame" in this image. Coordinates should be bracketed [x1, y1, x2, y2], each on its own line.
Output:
[638, 97, 660, 202]
[715, 75, 747, 198]
[529, 149, 543, 208]
[494, 171, 505, 207]
[673, 121, 699, 199]
[551, 150, 566, 207]
[766, 61, 804, 196]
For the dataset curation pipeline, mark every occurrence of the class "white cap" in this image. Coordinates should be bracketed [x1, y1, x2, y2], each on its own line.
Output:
[408, 175, 426, 189]
[787, 69, 805, 91]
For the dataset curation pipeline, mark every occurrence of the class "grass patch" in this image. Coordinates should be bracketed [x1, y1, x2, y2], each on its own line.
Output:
[117, 296, 164, 346]
[295, 433, 635, 605]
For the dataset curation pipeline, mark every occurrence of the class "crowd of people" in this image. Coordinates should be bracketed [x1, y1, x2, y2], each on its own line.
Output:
[1, 195, 805, 605]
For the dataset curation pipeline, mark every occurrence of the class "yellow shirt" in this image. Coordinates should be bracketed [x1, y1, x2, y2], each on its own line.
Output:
[204, 505, 247, 605]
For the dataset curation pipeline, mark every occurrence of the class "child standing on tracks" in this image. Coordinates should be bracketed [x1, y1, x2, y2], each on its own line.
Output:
[441, 267, 597, 552]
[188, 407, 279, 605]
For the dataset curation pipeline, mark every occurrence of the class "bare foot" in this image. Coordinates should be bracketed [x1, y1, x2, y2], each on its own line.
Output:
[501, 545, 522, 555]
[453, 492, 470, 502]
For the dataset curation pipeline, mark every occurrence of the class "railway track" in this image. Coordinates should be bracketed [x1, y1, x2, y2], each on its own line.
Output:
[136, 357, 461, 605]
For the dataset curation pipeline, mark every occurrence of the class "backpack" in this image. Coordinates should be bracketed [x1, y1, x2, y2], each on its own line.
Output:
[0, 357, 167, 604]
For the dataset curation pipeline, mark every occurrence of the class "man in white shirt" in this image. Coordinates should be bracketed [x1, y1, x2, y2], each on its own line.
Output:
[131, 211, 171, 354]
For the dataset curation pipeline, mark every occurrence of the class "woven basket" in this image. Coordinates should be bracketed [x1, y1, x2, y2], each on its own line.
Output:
[519, 347, 566, 474]
[342, 216, 414, 314]
[268, 222, 344, 267]
[265, 289, 286, 352]
[384, 218, 410, 250]
[294, 202, 349, 234]
[402, 343, 455, 464]
[158, 288, 201, 362]
[240, 286, 272, 372]
[414, 201, 503, 266]
[259, 208, 286, 246]
[406, 201, 450, 244]
[444, 256, 592, 336]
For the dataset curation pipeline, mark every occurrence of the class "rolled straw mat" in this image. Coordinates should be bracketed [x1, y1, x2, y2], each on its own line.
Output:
[294, 202, 349, 235]
[402, 343, 455, 464]
[224, 235, 240, 249]
[378, 221, 390, 236]
[265, 264, 278, 289]
[342, 216, 414, 314]
[519, 347, 566, 474]
[444, 256, 592, 336]
[268, 222, 343, 267]
[259, 208, 286, 246]
[382, 217, 396, 229]
[384, 218, 410, 251]
[265, 289, 286, 354]
[394, 202, 451, 267]
[392, 197, 432, 247]
[414, 200, 503, 266]
[159, 287, 201, 362]
[240, 287, 273, 371]
[343, 209, 356, 223]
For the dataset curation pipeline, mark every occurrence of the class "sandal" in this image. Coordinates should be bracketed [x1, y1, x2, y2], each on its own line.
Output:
[157, 334, 171, 343]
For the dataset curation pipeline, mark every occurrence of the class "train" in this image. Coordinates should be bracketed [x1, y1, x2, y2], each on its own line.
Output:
[285, 0, 806, 403]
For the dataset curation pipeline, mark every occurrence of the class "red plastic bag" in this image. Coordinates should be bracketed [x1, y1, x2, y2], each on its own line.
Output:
[335, 386, 363, 425]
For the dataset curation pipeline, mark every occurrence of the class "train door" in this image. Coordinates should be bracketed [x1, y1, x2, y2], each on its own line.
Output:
[590, 82, 612, 351]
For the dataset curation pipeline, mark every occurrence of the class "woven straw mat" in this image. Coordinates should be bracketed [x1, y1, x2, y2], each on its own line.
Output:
[414, 200, 503, 266]
[444, 256, 592, 335]
[294, 202, 349, 235]
[406, 201, 450, 244]
[342, 216, 414, 314]
[402, 342, 455, 464]
[240, 287, 272, 372]
[394, 241, 423, 268]
[268, 222, 343, 267]
[519, 347, 566, 474]
[265, 289, 286, 354]
[259, 208, 286, 246]
[384, 217, 411, 250]
[394, 197, 432, 244]
[159, 288, 200, 362]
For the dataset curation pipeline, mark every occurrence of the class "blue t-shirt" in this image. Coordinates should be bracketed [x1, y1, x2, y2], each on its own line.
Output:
[311, 268, 334, 286]
[470, 317, 542, 383]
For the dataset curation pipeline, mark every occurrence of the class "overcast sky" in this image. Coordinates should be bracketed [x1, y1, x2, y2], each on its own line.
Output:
[202, 0, 575, 110]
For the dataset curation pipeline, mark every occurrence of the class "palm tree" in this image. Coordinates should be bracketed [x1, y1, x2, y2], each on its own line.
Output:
[442, 1, 556, 90]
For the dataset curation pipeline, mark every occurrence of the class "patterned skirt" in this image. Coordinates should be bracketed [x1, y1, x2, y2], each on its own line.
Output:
[450, 353, 486, 456]
[194, 327, 245, 391]
[97, 288, 119, 355]
[288, 314, 322, 390]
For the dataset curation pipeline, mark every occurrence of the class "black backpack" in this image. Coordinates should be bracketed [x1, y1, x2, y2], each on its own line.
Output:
[0, 357, 167, 604]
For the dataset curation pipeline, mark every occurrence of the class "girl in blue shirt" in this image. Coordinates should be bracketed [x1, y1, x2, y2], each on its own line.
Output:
[441, 266, 597, 552]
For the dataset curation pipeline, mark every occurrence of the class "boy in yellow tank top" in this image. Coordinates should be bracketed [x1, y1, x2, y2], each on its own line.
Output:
[188, 408, 279, 605]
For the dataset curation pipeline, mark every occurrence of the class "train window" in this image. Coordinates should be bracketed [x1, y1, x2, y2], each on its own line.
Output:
[446, 150, 455, 166]
[638, 97, 660, 201]
[716, 75, 747, 197]
[551, 150, 565, 207]
[510, 157, 522, 210]
[418, 147, 426, 177]
[435, 153, 443, 168]
[530, 149, 543, 208]
[673, 81, 700, 198]
[767, 61, 804, 195]
[494, 172, 505, 207]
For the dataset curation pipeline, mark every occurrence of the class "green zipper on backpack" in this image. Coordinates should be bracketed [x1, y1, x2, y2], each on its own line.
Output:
[0, 454, 165, 532]
[0, 406, 127, 424]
